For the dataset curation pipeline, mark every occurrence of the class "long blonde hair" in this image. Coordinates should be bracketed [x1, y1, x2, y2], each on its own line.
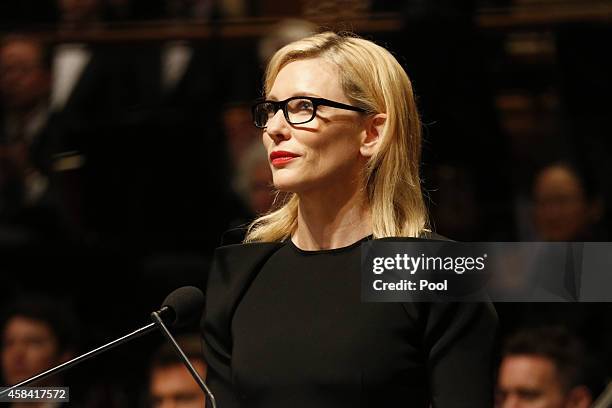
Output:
[244, 32, 427, 242]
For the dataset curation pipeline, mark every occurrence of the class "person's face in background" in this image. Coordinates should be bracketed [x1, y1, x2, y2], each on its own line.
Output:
[496, 355, 590, 408]
[532, 165, 597, 241]
[248, 160, 274, 215]
[263, 58, 367, 194]
[1, 316, 63, 385]
[223, 105, 261, 169]
[0, 39, 50, 112]
[149, 360, 207, 408]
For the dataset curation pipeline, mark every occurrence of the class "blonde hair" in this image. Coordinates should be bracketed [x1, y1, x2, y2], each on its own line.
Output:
[245, 32, 427, 242]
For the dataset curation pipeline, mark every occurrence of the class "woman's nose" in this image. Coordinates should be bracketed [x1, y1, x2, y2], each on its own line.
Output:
[265, 109, 290, 143]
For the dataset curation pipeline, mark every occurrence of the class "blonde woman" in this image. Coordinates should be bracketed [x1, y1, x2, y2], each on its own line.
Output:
[202, 32, 497, 407]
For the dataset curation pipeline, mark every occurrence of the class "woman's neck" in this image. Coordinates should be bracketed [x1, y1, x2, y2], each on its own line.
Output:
[292, 181, 371, 250]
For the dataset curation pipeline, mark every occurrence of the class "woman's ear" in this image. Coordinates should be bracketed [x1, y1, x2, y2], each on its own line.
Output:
[360, 113, 386, 158]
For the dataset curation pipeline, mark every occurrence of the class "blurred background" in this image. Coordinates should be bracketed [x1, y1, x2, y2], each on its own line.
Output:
[1, 0, 611, 406]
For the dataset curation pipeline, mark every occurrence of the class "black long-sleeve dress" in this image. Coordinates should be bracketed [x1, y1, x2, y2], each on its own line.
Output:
[201, 235, 498, 407]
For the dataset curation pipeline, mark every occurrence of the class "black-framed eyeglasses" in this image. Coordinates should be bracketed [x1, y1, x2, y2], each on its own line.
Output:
[252, 96, 367, 129]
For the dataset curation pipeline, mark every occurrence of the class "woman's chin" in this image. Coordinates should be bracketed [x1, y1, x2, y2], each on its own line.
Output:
[272, 174, 304, 193]
[272, 183, 299, 193]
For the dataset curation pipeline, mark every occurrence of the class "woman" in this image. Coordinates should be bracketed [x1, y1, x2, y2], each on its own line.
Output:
[202, 32, 497, 408]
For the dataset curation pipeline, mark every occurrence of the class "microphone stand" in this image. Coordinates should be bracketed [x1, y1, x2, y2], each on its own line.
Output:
[0, 322, 157, 397]
[151, 311, 217, 408]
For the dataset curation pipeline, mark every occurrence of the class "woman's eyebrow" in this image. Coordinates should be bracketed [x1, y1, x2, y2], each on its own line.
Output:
[266, 92, 323, 101]
[295, 92, 322, 98]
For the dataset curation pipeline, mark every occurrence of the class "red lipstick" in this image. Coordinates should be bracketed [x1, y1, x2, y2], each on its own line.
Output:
[270, 150, 300, 167]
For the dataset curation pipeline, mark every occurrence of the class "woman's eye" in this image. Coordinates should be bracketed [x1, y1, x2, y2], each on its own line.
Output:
[294, 100, 313, 111]
[299, 102, 312, 110]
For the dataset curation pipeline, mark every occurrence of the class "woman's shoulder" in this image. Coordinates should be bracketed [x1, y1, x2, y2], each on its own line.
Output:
[419, 230, 451, 241]
[210, 227, 287, 279]
[219, 226, 249, 246]
[216, 225, 287, 253]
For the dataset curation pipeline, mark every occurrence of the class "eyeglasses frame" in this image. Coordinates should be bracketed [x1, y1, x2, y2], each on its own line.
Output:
[252, 96, 367, 129]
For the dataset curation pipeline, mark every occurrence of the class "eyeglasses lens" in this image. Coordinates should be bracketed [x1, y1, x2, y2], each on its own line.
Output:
[286, 99, 314, 124]
[253, 99, 316, 128]
[254, 102, 273, 128]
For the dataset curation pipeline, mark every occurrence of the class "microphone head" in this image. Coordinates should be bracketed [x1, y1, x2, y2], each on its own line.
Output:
[160, 286, 204, 328]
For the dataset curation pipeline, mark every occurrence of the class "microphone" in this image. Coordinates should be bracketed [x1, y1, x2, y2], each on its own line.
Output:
[0, 286, 213, 405]
[158, 285, 204, 328]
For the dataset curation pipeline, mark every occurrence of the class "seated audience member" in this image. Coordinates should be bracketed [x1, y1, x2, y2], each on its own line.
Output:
[532, 161, 605, 241]
[232, 141, 274, 216]
[496, 327, 597, 408]
[1, 295, 78, 407]
[1, 295, 130, 408]
[0, 34, 72, 244]
[220, 137, 273, 244]
[148, 335, 207, 408]
[222, 103, 262, 171]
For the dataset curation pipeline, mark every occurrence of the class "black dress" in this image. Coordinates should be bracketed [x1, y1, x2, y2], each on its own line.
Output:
[201, 236, 497, 408]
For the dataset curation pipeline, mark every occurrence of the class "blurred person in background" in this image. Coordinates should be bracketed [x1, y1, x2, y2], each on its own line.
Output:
[496, 326, 602, 408]
[532, 161, 605, 241]
[1, 295, 78, 407]
[148, 335, 207, 408]
[1, 295, 129, 408]
[0, 35, 53, 208]
[222, 103, 262, 170]
[0, 34, 72, 245]
[232, 140, 274, 216]
[220, 110, 273, 243]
